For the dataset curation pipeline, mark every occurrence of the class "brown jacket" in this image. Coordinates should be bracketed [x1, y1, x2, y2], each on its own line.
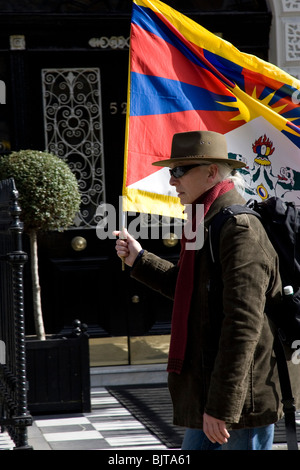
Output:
[131, 188, 300, 429]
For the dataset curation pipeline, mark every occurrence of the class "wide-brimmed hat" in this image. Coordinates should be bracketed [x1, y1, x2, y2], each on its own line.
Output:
[152, 130, 246, 169]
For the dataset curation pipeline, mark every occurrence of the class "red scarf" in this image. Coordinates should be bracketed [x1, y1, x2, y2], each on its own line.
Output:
[167, 180, 234, 374]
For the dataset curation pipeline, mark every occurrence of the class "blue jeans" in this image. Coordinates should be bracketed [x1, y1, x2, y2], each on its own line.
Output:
[181, 424, 274, 450]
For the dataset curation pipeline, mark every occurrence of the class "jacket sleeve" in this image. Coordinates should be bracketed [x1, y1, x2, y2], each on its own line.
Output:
[131, 250, 178, 300]
[204, 213, 281, 423]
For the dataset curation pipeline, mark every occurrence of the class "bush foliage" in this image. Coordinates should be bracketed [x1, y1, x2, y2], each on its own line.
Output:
[0, 150, 81, 232]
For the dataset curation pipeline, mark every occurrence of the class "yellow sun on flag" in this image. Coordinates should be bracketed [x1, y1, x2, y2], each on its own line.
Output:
[216, 84, 299, 139]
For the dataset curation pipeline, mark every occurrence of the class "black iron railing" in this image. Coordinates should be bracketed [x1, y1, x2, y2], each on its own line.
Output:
[0, 178, 32, 450]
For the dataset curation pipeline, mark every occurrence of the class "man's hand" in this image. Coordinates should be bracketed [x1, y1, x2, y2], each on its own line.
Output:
[113, 228, 142, 267]
[203, 412, 230, 445]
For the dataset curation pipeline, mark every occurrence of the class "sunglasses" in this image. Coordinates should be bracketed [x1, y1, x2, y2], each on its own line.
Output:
[169, 164, 207, 179]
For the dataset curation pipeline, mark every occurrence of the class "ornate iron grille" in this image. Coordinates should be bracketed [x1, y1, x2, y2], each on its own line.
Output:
[42, 68, 105, 228]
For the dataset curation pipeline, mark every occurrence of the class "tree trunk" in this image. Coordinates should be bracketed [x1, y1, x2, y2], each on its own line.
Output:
[29, 230, 46, 340]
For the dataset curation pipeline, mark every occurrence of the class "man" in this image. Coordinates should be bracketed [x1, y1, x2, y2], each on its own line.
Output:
[114, 130, 284, 450]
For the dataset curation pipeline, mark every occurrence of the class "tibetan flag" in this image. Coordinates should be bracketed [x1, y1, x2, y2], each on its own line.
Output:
[123, 0, 300, 218]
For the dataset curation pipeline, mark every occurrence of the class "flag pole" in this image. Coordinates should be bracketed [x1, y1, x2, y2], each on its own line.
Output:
[120, 198, 126, 271]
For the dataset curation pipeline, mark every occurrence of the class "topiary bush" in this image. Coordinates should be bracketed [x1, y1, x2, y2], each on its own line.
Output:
[0, 150, 81, 340]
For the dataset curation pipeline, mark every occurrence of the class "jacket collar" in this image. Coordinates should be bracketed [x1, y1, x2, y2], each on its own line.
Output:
[204, 188, 246, 227]
[195, 188, 246, 247]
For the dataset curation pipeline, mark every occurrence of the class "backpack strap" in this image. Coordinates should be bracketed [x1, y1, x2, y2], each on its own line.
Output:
[273, 335, 298, 450]
[208, 203, 260, 264]
[208, 203, 298, 450]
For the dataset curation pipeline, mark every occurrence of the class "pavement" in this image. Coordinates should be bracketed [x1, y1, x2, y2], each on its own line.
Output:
[1, 386, 298, 451]
[26, 387, 168, 451]
[27, 387, 300, 451]
[0, 365, 299, 451]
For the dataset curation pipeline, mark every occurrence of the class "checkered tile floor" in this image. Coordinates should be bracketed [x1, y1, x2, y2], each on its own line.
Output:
[1, 387, 299, 450]
[27, 387, 168, 450]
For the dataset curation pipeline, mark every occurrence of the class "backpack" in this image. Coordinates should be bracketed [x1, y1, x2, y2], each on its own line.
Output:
[208, 196, 300, 450]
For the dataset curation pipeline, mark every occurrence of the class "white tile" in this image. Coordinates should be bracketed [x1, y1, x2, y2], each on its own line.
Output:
[106, 435, 161, 446]
[89, 408, 130, 417]
[91, 397, 120, 405]
[0, 432, 15, 450]
[92, 420, 145, 431]
[35, 417, 90, 428]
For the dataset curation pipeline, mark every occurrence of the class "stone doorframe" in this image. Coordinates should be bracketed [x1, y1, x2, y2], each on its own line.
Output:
[267, 0, 300, 80]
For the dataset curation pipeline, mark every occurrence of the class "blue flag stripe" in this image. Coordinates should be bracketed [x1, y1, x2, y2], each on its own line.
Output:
[130, 72, 238, 116]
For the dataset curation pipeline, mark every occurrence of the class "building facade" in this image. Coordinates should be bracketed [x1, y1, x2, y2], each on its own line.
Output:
[0, 0, 298, 367]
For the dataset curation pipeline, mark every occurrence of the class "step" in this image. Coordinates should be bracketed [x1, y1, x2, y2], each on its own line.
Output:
[90, 363, 168, 387]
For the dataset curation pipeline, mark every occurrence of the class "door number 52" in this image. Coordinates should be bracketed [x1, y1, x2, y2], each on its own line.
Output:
[110, 102, 127, 115]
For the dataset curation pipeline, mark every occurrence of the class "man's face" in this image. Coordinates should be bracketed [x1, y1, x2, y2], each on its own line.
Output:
[169, 163, 218, 205]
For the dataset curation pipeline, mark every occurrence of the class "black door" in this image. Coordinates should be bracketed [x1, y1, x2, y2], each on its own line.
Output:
[14, 21, 178, 366]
